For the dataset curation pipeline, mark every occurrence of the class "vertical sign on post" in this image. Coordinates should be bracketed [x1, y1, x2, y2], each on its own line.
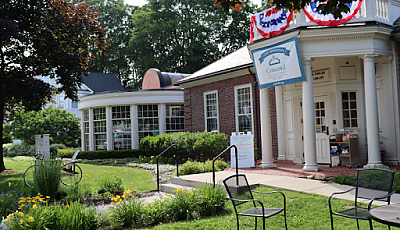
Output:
[35, 134, 50, 161]
[230, 132, 255, 168]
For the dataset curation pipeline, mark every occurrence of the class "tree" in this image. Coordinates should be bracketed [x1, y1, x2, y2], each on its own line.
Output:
[215, 0, 353, 19]
[9, 106, 80, 146]
[85, 0, 135, 88]
[0, 0, 109, 172]
[130, 0, 257, 80]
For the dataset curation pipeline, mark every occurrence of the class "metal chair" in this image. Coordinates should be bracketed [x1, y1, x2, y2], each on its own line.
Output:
[223, 174, 287, 230]
[328, 168, 395, 230]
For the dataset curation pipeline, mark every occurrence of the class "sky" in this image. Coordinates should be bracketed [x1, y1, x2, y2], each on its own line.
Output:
[125, 0, 262, 7]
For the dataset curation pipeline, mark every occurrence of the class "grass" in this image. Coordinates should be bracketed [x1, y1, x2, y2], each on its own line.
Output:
[1, 157, 157, 194]
[144, 186, 392, 230]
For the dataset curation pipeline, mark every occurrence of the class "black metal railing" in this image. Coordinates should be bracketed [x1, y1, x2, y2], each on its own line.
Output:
[212, 145, 238, 187]
[156, 144, 177, 193]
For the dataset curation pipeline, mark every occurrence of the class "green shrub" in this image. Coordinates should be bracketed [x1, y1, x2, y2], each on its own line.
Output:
[111, 198, 144, 228]
[5, 143, 35, 157]
[0, 190, 21, 218]
[138, 132, 229, 161]
[71, 149, 148, 160]
[34, 160, 62, 199]
[5, 201, 99, 230]
[197, 183, 226, 216]
[393, 171, 400, 193]
[98, 176, 125, 194]
[2, 143, 13, 156]
[178, 159, 228, 176]
[57, 149, 77, 157]
[332, 174, 356, 186]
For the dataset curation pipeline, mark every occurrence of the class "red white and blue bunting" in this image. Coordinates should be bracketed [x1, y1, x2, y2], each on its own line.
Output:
[303, 0, 363, 27]
[250, 7, 294, 43]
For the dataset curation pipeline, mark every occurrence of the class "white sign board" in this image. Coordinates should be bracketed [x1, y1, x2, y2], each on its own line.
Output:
[230, 133, 255, 168]
[251, 37, 305, 89]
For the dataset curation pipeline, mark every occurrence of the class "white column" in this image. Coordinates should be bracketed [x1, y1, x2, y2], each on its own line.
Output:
[302, 58, 320, 172]
[80, 111, 85, 151]
[106, 106, 113, 150]
[131, 105, 139, 149]
[158, 104, 166, 134]
[259, 88, 276, 168]
[275, 86, 286, 160]
[362, 54, 384, 167]
[88, 108, 94, 151]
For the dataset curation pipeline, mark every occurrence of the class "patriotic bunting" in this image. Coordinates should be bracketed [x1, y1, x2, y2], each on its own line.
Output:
[303, 0, 363, 27]
[250, 7, 293, 43]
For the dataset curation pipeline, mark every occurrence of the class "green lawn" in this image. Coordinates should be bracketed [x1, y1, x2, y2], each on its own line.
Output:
[144, 186, 392, 230]
[1, 157, 157, 194]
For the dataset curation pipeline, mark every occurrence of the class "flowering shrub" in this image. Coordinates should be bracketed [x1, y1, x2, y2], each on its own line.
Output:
[0, 190, 23, 217]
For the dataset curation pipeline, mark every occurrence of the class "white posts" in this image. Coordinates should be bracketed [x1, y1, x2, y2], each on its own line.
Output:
[259, 88, 276, 168]
[362, 54, 384, 167]
[131, 104, 139, 149]
[275, 86, 286, 160]
[106, 106, 113, 150]
[302, 58, 320, 172]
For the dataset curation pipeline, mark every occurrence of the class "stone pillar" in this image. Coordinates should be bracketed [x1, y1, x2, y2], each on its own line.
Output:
[275, 86, 286, 160]
[131, 105, 139, 149]
[259, 88, 276, 168]
[362, 54, 384, 167]
[302, 58, 320, 172]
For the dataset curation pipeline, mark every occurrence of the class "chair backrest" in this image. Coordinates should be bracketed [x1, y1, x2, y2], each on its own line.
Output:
[71, 150, 80, 161]
[355, 168, 394, 203]
[223, 174, 254, 207]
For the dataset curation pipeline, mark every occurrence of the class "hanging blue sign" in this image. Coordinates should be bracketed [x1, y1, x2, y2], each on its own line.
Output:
[251, 37, 305, 89]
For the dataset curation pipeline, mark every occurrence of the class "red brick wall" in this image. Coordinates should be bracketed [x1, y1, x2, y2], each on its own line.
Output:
[184, 73, 278, 159]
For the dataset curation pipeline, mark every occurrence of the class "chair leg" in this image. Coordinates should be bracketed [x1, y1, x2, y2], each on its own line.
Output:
[284, 209, 288, 230]
[254, 216, 257, 230]
[330, 212, 334, 230]
[369, 219, 373, 230]
[356, 219, 359, 230]
[263, 216, 265, 230]
[236, 215, 239, 230]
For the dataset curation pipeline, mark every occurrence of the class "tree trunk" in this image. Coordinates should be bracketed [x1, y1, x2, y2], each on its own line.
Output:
[0, 97, 6, 172]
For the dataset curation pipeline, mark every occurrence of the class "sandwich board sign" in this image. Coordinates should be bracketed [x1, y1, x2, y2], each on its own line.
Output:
[230, 132, 254, 168]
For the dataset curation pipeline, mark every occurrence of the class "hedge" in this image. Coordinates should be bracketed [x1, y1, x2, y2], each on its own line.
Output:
[138, 131, 229, 161]
[57, 149, 149, 160]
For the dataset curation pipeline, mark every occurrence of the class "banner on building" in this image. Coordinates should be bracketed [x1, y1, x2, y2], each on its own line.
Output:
[250, 7, 293, 43]
[250, 37, 305, 89]
[304, 0, 363, 27]
[230, 132, 254, 168]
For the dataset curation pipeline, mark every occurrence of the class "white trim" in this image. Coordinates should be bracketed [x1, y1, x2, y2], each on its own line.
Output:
[203, 90, 219, 133]
[234, 83, 254, 134]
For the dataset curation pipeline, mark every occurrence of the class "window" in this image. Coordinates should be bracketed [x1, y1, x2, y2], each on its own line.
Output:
[112, 106, 131, 150]
[83, 110, 89, 151]
[315, 101, 326, 133]
[235, 85, 253, 133]
[204, 91, 219, 132]
[166, 104, 184, 132]
[342, 92, 358, 127]
[93, 107, 107, 150]
[71, 100, 78, 108]
[138, 105, 159, 140]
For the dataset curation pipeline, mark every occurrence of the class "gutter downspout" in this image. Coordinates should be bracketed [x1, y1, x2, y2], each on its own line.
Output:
[248, 68, 261, 160]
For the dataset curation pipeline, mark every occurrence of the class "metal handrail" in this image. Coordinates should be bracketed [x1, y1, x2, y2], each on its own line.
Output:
[213, 145, 238, 187]
[156, 144, 177, 193]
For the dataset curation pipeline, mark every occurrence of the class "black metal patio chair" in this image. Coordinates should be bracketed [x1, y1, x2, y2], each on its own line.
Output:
[328, 168, 395, 230]
[223, 174, 287, 230]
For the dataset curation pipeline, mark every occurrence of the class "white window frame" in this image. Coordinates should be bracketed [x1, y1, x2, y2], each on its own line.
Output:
[234, 84, 254, 134]
[341, 91, 358, 128]
[203, 90, 219, 133]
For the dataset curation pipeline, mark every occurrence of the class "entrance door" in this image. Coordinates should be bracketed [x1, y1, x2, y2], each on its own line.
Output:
[314, 96, 331, 164]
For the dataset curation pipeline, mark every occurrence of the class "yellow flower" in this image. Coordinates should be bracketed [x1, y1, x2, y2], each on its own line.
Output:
[164, 196, 168, 199]
[111, 202, 114, 205]
[109, 213, 112, 216]
[115, 160, 117, 163]
[83, 177, 87, 179]
[65, 205, 69, 208]
[93, 183, 96, 185]
[8, 182, 11, 187]
[28, 216, 35, 222]
[46, 196, 50, 199]
[151, 156, 154, 158]
[41, 217, 44, 220]
[32, 204, 37, 209]
[20, 219, 24, 224]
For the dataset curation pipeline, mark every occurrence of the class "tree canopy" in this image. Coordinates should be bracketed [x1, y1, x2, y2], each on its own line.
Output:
[9, 106, 81, 146]
[0, 0, 108, 172]
[215, 0, 354, 19]
[130, 0, 257, 79]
